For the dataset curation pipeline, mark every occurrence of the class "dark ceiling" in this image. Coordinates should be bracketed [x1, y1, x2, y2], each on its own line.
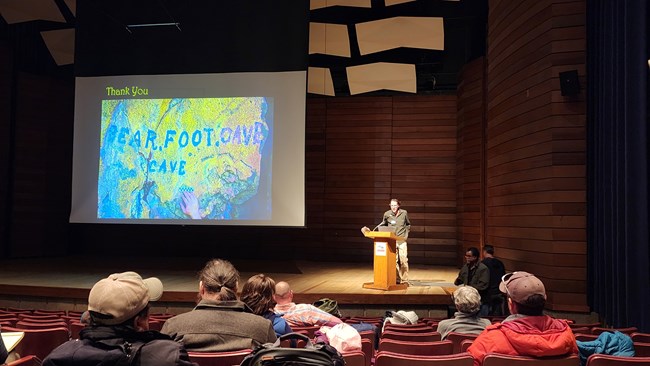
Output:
[0, 0, 487, 95]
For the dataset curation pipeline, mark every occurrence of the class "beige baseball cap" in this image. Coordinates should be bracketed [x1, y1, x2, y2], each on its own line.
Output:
[88, 271, 163, 325]
[499, 271, 546, 304]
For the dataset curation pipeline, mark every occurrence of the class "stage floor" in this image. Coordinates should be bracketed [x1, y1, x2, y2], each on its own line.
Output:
[0, 257, 459, 312]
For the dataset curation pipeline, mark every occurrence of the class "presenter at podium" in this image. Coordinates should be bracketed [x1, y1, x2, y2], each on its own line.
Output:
[362, 198, 411, 284]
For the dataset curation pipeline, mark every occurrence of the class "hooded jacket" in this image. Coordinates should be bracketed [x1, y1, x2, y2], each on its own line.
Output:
[43, 325, 196, 366]
[467, 315, 578, 366]
[576, 331, 635, 365]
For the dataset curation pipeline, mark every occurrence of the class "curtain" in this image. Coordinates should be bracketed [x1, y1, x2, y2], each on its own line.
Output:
[587, 0, 650, 331]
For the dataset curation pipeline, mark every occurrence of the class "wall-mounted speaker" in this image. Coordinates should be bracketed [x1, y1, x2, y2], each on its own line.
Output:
[559, 69, 580, 96]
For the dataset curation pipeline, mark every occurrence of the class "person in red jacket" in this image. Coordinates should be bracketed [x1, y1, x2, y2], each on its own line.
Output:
[467, 271, 578, 366]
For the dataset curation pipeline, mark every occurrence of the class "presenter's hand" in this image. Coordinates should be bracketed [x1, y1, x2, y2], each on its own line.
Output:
[361, 226, 370, 234]
[181, 191, 202, 219]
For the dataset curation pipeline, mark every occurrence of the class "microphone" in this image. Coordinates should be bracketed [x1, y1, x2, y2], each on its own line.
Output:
[372, 218, 387, 231]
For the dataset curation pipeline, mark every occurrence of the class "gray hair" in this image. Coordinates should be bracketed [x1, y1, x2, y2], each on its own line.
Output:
[453, 286, 481, 314]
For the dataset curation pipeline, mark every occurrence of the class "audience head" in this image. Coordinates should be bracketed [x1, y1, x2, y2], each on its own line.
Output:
[87, 271, 163, 330]
[483, 244, 495, 257]
[273, 281, 293, 305]
[453, 286, 482, 314]
[198, 258, 240, 302]
[465, 247, 480, 265]
[240, 274, 276, 315]
[499, 271, 547, 315]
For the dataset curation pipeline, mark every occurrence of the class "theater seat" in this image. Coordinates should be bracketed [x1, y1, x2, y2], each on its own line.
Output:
[374, 351, 474, 366]
[187, 349, 252, 366]
[378, 339, 453, 356]
[342, 350, 366, 366]
[586, 354, 650, 366]
[482, 353, 580, 366]
[381, 330, 441, 342]
[445, 332, 479, 353]
[631, 333, 650, 343]
[5, 355, 42, 366]
[2, 326, 70, 361]
[592, 327, 638, 336]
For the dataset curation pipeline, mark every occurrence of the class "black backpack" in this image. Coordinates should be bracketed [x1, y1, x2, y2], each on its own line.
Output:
[240, 333, 345, 366]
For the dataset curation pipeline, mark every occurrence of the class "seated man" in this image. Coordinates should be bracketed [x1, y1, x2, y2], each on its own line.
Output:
[44, 271, 194, 366]
[467, 271, 578, 366]
[437, 286, 491, 340]
[161, 259, 276, 351]
[454, 247, 490, 315]
[273, 281, 342, 328]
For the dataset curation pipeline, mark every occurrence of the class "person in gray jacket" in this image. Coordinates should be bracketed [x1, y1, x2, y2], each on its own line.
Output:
[161, 259, 276, 352]
[437, 286, 491, 340]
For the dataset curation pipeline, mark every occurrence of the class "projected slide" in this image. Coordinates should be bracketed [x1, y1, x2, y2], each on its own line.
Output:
[71, 72, 305, 226]
[98, 97, 272, 220]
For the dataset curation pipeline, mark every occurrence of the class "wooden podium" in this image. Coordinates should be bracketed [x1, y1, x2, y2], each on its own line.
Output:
[362, 231, 408, 291]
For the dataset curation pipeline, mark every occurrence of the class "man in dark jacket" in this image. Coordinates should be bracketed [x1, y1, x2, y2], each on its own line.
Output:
[43, 271, 195, 366]
[454, 247, 490, 315]
[481, 245, 506, 315]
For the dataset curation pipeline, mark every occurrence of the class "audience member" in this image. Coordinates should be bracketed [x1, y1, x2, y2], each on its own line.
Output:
[273, 281, 342, 327]
[481, 245, 506, 315]
[240, 274, 293, 337]
[437, 286, 491, 340]
[454, 247, 490, 315]
[161, 259, 276, 351]
[43, 271, 195, 366]
[467, 271, 577, 366]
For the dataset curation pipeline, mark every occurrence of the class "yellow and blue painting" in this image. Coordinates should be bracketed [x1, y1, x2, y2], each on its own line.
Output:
[98, 97, 272, 220]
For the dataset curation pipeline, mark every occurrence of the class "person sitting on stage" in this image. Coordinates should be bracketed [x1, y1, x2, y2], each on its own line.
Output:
[273, 281, 342, 328]
[43, 271, 194, 366]
[454, 246, 490, 315]
[467, 271, 577, 366]
[240, 274, 293, 337]
[437, 286, 491, 340]
[161, 259, 276, 352]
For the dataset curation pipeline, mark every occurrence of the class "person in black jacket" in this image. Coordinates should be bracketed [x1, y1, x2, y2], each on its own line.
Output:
[43, 271, 196, 366]
[482, 245, 507, 316]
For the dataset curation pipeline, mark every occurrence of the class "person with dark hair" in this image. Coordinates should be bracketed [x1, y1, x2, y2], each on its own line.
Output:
[467, 271, 577, 366]
[240, 274, 292, 337]
[43, 271, 195, 366]
[454, 247, 490, 315]
[481, 245, 506, 315]
[161, 259, 276, 352]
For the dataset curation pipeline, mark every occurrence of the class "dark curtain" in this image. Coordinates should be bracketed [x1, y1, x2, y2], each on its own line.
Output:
[587, 0, 650, 332]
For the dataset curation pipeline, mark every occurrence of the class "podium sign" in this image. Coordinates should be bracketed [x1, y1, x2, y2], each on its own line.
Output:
[362, 231, 408, 291]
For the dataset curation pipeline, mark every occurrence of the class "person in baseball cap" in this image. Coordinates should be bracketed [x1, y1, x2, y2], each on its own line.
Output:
[88, 271, 163, 327]
[499, 271, 547, 306]
[467, 271, 577, 366]
[43, 271, 196, 366]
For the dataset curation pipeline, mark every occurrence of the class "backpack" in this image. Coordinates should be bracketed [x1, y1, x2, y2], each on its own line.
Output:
[240, 333, 345, 366]
[312, 298, 342, 318]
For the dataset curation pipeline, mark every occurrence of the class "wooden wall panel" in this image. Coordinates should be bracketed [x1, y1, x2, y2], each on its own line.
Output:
[307, 96, 458, 265]
[456, 58, 485, 266]
[0, 42, 12, 257]
[486, 0, 587, 312]
[8, 73, 74, 257]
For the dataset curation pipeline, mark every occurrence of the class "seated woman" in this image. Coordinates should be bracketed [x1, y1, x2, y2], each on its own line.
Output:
[241, 274, 293, 337]
[437, 286, 491, 340]
[161, 259, 277, 351]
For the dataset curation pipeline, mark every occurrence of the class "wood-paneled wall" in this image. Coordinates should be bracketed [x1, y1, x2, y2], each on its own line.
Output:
[486, 0, 587, 311]
[304, 96, 459, 265]
[456, 58, 486, 264]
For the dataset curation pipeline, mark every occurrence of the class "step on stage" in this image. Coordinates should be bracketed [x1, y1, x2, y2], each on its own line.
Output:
[0, 257, 458, 314]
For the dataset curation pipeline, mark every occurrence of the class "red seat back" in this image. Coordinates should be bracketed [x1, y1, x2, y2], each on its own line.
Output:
[187, 349, 252, 366]
[378, 339, 453, 356]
